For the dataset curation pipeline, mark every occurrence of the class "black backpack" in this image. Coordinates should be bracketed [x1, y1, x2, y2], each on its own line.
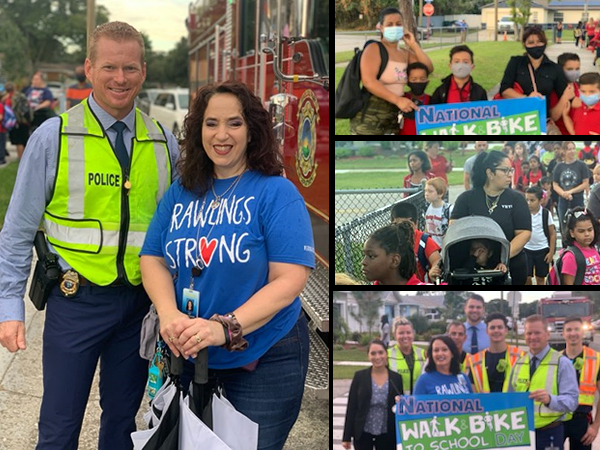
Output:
[334, 40, 388, 119]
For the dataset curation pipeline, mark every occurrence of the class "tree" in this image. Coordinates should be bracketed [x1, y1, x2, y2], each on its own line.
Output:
[0, 0, 109, 74]
[351, 292, 384, 334]
[442, 291, 470, 321]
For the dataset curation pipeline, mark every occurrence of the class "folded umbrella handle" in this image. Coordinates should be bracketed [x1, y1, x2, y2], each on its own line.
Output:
[195, 348, 209, 384]
[170, 352, 184, 376]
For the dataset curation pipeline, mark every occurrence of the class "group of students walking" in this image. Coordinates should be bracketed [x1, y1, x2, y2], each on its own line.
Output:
[342, 294, 600, 450]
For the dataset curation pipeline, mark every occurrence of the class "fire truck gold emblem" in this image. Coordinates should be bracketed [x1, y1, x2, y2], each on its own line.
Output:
[296, 90, 319, 188]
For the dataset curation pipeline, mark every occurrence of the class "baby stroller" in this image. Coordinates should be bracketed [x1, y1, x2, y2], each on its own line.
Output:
[439, 216, 512, 285]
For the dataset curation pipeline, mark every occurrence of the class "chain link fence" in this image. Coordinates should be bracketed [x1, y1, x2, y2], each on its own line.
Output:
[334, 188, 428, 283]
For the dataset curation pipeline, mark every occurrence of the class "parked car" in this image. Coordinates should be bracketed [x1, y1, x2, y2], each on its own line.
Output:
[135, 88, 163, 115]
[498, 16, 515, 34]
[149, 88, 189, 139]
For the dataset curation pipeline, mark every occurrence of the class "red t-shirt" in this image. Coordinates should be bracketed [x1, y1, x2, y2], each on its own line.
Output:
[571, 102, 600, 135]
[447, 77, 472, 104]
[399, 93, 431, 136]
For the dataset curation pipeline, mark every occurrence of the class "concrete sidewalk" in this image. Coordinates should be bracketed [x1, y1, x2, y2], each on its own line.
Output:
[0, 284, 329, 449]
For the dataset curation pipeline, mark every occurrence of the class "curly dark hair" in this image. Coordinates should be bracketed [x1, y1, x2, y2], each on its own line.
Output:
[178, 80, 284, 195]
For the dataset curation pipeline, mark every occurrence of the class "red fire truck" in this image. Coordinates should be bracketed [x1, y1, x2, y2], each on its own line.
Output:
[538, 292, 594, 348]
[186, 0, 329, 398]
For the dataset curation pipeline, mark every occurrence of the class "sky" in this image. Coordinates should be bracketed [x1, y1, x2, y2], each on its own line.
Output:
[399, 291, 561, 304]
[98, 0, 190, 52]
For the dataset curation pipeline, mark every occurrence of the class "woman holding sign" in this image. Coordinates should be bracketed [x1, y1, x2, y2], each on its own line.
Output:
[414, 335, 473, 395]
[343, 340, 404, 450]
[350, 7, 434, 135]
[450, 151, 532, 285]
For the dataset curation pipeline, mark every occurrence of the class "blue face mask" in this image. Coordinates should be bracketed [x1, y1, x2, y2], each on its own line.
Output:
[580, 93, 600, 107]
[383, 26, 404, 43]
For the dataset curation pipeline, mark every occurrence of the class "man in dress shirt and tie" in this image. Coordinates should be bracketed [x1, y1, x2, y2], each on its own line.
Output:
[463, 294, 490, 355]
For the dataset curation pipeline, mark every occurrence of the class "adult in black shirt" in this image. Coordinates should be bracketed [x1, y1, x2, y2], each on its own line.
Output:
[451, 151, 532, 285]
[499, 26, 568, 117]
[553, 141, 590, 233]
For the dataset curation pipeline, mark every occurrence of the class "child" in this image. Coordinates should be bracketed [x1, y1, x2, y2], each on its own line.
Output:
[430, 45, 487, 104]
[399, 62, 431, 135]
[527, 155, 545, 187]
[553, 208, 600, 285]
[591, 165, 600, 191]
[563, 73, 600, 135]
[524, 187, 556, 285]
[512, 142, 527, 190]
[361, 221, 430, 285]
[466, 239, 508, 285]
[552, 53, 580, 135]
[516, 161, 530, 193]
[424, 177, 453, 247]
[390, 202, 441, 282]
[540, 176, 553, 211]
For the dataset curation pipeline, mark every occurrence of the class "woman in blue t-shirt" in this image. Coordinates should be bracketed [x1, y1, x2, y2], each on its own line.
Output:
[414, 335, 473, 395]
[140, 80, 315, 449]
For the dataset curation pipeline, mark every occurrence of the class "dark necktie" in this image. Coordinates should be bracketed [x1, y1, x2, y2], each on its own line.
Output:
[530, 356, 538, 379]
[110, 121, 130, 170]
[470, 326, 479, 354]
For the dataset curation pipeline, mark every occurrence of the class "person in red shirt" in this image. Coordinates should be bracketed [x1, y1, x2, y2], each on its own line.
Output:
[563, 72, 600, 135]
[551, 53, 580, 135]
[390, 202, 441, 283]
[399, 62, 431, 135]
[361, 221, 431, 285]
[425, 141, 452, 183]
[430, 45, 487, 104]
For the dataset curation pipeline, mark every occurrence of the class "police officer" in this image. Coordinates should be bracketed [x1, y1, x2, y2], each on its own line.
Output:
[508, 315, 579, 450]
[561, 316, 600, 450]
[446, 320, 469, 373]
[469, 312, 523, 393]
[387, 317, 426, 395]
[0, 22, 179, 450]
[463, 294, 490, 355]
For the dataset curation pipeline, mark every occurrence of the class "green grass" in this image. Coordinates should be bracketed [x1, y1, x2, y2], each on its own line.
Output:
[335, 171, 466, 189]
[0, 162, 19, 230]
[335, 41, 523, 135]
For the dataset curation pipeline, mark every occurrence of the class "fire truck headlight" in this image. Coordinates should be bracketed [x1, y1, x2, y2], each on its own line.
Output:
[583, 323, 591, 331]
[547, 324, 555, 332]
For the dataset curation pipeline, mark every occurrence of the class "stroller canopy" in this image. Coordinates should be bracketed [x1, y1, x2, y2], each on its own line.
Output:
[442, 215, 511, 272]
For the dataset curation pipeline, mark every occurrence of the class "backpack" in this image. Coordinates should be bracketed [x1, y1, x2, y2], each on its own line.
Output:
[11, 92, 33, 125]
[334, 40, 388, 119]
[546, 246, 586, 285]
[2, 104, 17, 130]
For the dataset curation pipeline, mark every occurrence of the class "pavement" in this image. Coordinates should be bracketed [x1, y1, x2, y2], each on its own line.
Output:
[0, 143, 329, 449]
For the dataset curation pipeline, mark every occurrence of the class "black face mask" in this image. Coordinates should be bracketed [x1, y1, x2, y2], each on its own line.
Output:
[408, 81, 428, 96]
[76, 74, 87, 83]
[525, 45, 546, 60]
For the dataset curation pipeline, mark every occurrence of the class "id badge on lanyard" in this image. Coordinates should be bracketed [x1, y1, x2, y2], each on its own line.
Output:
[182, 287, 200, 318]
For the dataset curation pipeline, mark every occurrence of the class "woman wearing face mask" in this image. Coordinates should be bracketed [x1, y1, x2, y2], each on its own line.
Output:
[350, 7, 434, 135]
[499, 27, 568, 120]
[430, 45, 488, 104]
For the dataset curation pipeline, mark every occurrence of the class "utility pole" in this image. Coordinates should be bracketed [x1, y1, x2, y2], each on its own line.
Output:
[87, 0, 96, 55]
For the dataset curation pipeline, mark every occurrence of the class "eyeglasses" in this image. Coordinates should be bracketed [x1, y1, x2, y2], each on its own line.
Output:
[495, 166, 515, 175]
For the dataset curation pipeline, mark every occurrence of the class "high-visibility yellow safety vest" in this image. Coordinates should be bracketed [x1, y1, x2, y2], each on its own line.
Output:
[43, 99, 172, 286]
[561, 346, 600, 406]
[388, 344, 426, 395]
[510, 349, 564, 429]
[469, 345, 523, 393]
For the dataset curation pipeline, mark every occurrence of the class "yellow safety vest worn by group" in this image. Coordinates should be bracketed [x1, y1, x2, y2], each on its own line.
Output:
[510, 349, 564, 429]
[469, 345, 523, 393]
[388, 344, 426, 395]
[561, 346, 600, 406]
[43, 99, 172, 286]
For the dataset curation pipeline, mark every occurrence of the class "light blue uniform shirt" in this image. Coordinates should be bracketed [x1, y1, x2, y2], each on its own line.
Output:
[463, 320, 490, 354]
[0, 94, 179, 322]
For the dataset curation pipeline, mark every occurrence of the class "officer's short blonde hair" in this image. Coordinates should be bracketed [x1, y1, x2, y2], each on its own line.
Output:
[392, 317, 414, 335]
[88, 21, 145, 64]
